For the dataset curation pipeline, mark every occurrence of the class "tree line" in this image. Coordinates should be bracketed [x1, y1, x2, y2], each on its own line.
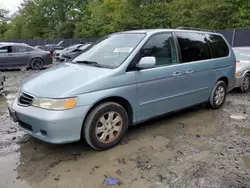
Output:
[0, 0, 249, 40]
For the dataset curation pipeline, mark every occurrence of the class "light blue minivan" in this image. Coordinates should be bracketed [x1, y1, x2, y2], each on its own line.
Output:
[9, 29, 236, 150]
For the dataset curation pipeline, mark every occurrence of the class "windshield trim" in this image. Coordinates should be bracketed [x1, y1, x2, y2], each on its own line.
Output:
[72, 33, 146, 69]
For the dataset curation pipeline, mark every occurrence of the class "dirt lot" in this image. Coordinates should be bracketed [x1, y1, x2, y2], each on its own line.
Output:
[1, 70, 250, 188]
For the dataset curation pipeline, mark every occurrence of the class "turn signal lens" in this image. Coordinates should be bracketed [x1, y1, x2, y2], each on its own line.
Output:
[64, 98, 78, 109]
[235, 72, 240, 77]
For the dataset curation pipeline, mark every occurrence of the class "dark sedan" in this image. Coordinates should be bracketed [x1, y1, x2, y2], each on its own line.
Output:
[0, 43, 53, 70]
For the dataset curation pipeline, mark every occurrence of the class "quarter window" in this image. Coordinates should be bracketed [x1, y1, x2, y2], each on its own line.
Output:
[206, 34, 229, 58]
[175, 32, 212, 63]
[141, 33, 177, 67]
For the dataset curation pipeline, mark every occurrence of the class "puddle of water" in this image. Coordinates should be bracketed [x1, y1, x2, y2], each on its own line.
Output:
[0, 93, 17, 113]
[16, 135, 172, 188]
[243, 156, 250, 169]
[237, 127, 250, 136]
[187, 137, 213, 151]
[0, 154, 29, 188]
[0, 95, 8, 113]
[230, 114, 248, 120]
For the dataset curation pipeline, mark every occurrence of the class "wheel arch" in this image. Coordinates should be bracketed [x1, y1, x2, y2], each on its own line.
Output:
[81, 96, 134, 138]
[243, 70, 250, 77]
[217, 76, 228, 88]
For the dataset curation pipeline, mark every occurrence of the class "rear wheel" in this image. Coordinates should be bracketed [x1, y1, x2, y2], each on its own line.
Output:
[207, 81, 227, 109]
[240, 73, 250, 93]
[83, 102, 129, 150]
[30, 58, 44, 70]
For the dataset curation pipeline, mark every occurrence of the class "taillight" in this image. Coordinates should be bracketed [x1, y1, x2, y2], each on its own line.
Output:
[235, 60, 237, 68]
[48, 52, 52, 57]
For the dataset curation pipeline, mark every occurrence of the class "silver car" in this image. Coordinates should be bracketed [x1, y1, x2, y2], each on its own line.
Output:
[233, 47, 250, 92]
[0, 42, 53, 70]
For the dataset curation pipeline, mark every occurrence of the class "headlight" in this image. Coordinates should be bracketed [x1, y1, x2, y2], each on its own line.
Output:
[235, 71, 241, 77]
[32, 97, 78, 110]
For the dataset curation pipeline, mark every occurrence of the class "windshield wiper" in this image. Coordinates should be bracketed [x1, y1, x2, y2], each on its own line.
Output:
[73, 60, 103, 67]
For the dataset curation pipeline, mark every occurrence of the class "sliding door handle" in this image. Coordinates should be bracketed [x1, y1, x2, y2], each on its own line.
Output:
[186, 69, 194, 74]
[173, 71, 182, 76]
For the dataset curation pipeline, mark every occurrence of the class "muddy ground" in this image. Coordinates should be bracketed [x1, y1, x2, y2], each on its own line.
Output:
[1, 70, 250, 188]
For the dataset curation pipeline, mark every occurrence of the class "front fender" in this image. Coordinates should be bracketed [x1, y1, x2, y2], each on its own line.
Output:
[76, 83, 137, 122]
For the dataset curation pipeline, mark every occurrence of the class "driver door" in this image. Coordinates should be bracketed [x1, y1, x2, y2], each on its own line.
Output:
[134, 33, 188, 122]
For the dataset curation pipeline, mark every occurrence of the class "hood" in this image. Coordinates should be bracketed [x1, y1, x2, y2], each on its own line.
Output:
[21, 63, 112, 98]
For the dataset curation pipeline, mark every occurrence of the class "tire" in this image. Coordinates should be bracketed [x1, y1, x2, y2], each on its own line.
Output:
[83, 102, 129, 150]
[207, 81, 227, 109]
[30, 58, 44, 70]
[239, 73, 250, 93]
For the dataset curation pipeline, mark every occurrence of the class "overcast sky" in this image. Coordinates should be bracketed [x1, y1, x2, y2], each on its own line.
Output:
[0, 0, 22, 15]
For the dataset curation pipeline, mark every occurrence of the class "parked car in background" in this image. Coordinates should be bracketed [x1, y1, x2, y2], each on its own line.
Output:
[36, 41, 64, 54]
[233, 47, 250, 92]
[54, 44, 85, 61]
[62, 43, 92, 61]
[9, 28, 235, 150]
[0, 42, 53, 70]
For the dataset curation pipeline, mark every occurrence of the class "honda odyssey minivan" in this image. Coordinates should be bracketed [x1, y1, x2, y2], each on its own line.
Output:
[9, 29, 236, 150]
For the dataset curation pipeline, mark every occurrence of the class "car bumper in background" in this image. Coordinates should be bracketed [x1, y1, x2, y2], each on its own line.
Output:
[235, 76, 244, 88]
[10, 97, 91, 144]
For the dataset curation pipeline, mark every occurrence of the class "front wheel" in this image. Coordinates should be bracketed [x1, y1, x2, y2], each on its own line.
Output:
[207, 81, 227, 109]
[83, 102, 129, 150]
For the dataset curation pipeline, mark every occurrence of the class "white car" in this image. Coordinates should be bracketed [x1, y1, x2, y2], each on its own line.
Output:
[54, 44, 85, 61]
[233, 47, 250, 92]
[53, 50, 64, 61]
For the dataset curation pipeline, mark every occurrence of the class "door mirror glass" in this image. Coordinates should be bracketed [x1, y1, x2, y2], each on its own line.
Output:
[137, 56, 156, 70]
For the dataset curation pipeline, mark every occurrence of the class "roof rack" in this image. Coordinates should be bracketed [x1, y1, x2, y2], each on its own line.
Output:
[176, 27, 216, 33]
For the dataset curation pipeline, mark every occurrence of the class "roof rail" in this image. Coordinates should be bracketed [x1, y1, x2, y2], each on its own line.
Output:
[176, 27, 216, 33]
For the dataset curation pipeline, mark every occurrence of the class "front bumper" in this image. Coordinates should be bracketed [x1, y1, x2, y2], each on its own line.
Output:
[10, 97, 91, 144]
[235, 76, 244, 88]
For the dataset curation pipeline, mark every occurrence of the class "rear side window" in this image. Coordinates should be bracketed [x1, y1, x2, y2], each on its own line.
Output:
[13, 46, 33, 53]
[206, 34, 229, 58]
[175, 32, 211, 63]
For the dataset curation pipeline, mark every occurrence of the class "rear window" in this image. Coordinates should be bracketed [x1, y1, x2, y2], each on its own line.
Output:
[206, 34, 229, 58]
[175, 32, 212, 63]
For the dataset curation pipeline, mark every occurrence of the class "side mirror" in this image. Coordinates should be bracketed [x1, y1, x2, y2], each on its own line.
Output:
[136, 57, 156, 70]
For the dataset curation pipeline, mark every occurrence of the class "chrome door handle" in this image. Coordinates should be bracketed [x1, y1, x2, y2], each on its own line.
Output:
[186, 69, 194, 74]
[173, 71, 182, 76]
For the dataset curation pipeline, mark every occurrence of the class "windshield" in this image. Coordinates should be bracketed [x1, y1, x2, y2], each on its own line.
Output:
[73, 33, 145, 68]
[234, 49, 250, 61]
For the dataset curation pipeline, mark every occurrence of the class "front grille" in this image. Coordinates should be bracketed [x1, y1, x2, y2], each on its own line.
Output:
[18, 120, 33, 131]
[18, 92, 34, 106]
